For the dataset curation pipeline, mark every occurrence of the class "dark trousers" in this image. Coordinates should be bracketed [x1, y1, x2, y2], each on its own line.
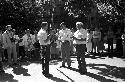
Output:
[76, 44, 87, 72]
[61, 41, 71, 67]
[41, 45, 50, 74]
[116, 39, 122, 51]
[116, 39, 123, 57]
[107, 38, 113, 52]
[19, 46, 25, 59]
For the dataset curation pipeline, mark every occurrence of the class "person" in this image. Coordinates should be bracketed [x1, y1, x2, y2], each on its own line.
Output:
[92, 28, 101, 54]
[0, 30, 5, 72]
[99, 27, 105, 53]
[58, 22, 72, 68]
[115, 29, 122, 57]
[50, 29, 59, 60]
[121, 29, 125, 58]
[13, 29, 20, 60]
[107, 27, 114, 54]
[22, 29, 35, 61]
[18, 33, 25, 61]
[72, 22, 87, 74]
[3, 25, 18, 66]
[86, 29, 93, 53]
[32, 30, 40, 61]
[37, 22, 53, 77]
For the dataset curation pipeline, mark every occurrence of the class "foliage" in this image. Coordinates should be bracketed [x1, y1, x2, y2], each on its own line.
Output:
[0, 0, 124, 34]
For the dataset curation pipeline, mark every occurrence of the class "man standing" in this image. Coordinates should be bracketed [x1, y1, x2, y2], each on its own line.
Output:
[73, 22, 87, 74]
[58, 22, 72, 68]
[37, 22, 53, 77]
[3, 25, 17, 66]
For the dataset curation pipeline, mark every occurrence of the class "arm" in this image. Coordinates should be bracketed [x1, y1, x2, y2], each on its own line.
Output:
[72, 36, 86, 41]
[44, 34, 52, 43]
[2, 33, 7, 48]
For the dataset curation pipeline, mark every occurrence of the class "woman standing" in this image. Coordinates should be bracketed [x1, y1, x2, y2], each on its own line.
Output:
[86, 29, 93, 54]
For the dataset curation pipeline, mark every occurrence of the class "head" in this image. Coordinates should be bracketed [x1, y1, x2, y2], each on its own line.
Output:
[95, 28, 99, 31]
[34, 30, 37, 35]
[60, 22, 66, 30]
[26, 29, 30, 36]
[6, 25, 12, 31]
[41, 22, 48, 31]
[12, 29, 16, 35]
[76, 22, 84, 30]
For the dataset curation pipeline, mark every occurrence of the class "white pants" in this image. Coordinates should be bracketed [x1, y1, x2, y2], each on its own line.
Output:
[86, 42, 92, 52]
[6, 43, 17, 64]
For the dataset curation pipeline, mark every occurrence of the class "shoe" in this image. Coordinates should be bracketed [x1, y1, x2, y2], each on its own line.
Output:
[68, 66, 71, 69]
[60, 65, 66, 68]
[44, 73, 53, 78]
[42, 71, 45, 75]
[80, 71, 87, 75]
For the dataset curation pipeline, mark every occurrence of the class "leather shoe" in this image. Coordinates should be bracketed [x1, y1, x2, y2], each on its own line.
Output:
[60, 65, 66, 68]
[80, 71, 87, 75]
[44, 73, 53, 78]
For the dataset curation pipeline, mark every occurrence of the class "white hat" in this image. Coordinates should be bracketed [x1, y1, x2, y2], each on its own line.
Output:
[76, 22, 83, 26]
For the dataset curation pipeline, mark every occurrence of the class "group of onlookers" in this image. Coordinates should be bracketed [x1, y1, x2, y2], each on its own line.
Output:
[86, 27, 125, 58]
[0, 22, 125, 77]
[0, 25, 41, 72]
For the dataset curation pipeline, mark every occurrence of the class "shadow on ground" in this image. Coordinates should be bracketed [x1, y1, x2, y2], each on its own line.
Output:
[61, 66, 117, 82]
[0, 72, 18, 82]
[12, 65, 31, 76]
[87, 63, 125, 81]
[48, 76, 69, 82]
[46, 68, 75, 82]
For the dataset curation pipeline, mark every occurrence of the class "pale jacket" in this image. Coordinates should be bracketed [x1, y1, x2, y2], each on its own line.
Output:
[3, 30, 13, 49]
[73, 28, 87, 44]
[58, 28, 73, 42]
[22, 34, 34, 47]
[37, 29, 50, 45]
[14, 35, 20, 44]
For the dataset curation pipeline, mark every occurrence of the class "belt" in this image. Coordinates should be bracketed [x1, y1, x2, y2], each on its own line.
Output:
[64, 40, 70, 42]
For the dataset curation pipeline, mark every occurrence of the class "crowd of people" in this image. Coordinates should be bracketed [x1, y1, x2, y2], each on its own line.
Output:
[0, 22, 125, 78]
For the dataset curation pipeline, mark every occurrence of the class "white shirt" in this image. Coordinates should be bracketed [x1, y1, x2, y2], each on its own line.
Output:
[22, 34, 34, 46]
[13, 35, 19, 44]
[37, 29, 50, 45]
[73, 28, 87, 44]
[58, 28, 72, 42]
[32, 35, 37, 44]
